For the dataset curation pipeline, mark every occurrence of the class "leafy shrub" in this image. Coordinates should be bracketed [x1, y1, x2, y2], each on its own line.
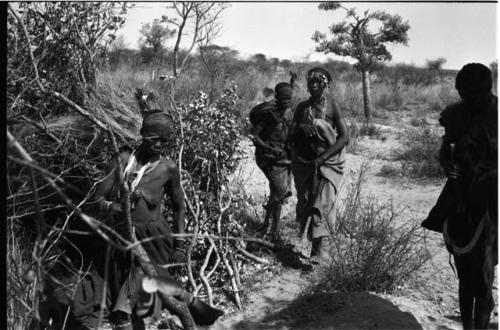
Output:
[316, 164, 430, 293]
[178, 85, 244, 195]
[8, 3, 130, 117]
[8, 2, 250, 324]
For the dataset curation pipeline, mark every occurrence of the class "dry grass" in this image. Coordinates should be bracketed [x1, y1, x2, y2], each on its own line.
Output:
[395, 124, 443, 178]
[7, 223, 37, 330]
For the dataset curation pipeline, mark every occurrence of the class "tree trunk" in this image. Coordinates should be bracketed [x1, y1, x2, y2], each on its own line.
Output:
[209, 74, 215, 105]
[361, 69, 372, 120]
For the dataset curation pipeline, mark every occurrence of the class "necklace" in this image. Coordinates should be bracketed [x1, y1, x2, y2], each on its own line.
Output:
[307, 96, 327, 120]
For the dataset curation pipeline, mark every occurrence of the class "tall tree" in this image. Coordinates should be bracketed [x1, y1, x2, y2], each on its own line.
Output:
[163, 2, 228, 78]
[139, 19, 175, 55]
[313, 2, 410, 119]
[426, 57, 447, 72]
[199, 45, 239, 103]
[426, 57, 447, 82]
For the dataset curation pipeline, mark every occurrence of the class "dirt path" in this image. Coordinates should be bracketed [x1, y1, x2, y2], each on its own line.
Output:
[208, 124, 498, 329]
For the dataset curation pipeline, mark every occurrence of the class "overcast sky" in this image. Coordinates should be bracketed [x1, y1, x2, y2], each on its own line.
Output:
[119, 2, 497, 70]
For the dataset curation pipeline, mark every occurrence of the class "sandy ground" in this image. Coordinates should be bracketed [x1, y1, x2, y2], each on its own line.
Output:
[132, 113, 497, 330]
[207, 119, 498, 330]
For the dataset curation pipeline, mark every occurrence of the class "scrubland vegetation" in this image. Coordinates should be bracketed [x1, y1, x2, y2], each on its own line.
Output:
[314, 164, 430, 293]
[7, 2, 497, 329]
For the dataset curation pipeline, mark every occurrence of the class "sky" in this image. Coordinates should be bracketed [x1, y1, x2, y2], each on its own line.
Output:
[118, 2, 498, 70]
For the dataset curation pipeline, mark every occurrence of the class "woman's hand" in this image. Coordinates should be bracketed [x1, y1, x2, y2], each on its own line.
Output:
[172, 239, 187, 263]
[444, 161, 460, 179]
[299, 123, 318, 138]
[312, 155, 326, 167]
[272, 147, 287, 159]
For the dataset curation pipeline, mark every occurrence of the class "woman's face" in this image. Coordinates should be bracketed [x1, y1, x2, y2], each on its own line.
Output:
[142, 134, 168, 156]
[308, 79, 326, 98]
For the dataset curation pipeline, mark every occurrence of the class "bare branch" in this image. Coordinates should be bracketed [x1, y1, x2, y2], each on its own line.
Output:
[237, 245, 270, 265]
[8, 4, 43, 91]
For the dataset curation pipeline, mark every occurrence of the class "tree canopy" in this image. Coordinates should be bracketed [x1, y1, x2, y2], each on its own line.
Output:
[313, 2, 410, 71]
[139, 18, 176, 54]
[426, 57, 447, 73]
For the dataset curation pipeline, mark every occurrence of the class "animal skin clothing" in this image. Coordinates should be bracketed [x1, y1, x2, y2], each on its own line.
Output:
[291, 97, 345, 239]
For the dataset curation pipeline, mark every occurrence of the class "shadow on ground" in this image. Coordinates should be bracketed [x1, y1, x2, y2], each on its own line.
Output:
[445, 314, 498, 330]
[273, 243, 313, 272]
[228, 291, 423, 330]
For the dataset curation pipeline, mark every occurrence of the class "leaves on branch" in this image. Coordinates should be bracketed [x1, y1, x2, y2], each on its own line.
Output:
[313, 4, 410, 71]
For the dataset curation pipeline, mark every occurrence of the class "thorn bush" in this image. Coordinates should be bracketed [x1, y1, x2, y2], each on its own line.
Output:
[317, 164, 430, 293]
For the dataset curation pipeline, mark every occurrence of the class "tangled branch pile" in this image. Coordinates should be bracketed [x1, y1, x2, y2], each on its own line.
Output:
[7, 3, 263, 329]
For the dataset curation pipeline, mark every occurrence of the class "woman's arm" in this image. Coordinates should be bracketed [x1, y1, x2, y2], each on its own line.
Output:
[166, 163, 186, 236]
[250, 115, 284, 156]
[165, 162, 187, 261]
[92, 151, 129, 213]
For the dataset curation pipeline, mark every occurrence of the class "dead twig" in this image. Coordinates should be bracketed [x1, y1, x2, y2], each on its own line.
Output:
[228, 250, 241, 288]
[107, 126, 133, 241]
[198, 238, 216, 306]
[96, 244, 111, 330]
[130, 233, 275, 249]
[236, 246, 269, 265]
[221, 238, 241, 309]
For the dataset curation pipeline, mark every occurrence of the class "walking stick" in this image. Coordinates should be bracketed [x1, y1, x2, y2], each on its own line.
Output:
[449, 143, 465, 214]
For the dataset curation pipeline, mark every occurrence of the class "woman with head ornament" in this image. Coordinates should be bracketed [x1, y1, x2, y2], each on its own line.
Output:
[289, 66, 349, 262]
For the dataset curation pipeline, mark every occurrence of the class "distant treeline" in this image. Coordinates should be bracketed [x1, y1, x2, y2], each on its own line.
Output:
[105, 46, 460, 88]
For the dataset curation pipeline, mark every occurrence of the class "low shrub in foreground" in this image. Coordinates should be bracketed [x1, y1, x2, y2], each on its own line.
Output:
[316, 164, 430, 293]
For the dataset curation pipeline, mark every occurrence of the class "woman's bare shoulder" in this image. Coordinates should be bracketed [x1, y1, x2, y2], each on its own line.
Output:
[159, 157, 180, 173]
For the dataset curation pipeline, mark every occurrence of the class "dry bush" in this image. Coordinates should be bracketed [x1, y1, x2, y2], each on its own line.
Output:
[358, 122, 384, 139]
[345, 119, 360, 153]
[410, 116, 429, 127]
[7, 222, 37, 330]
[395, 124, 443, 178]
[328, 80, 363, 116]
[7, 3, 256, 325]
[317, 164, 430, 293]
[373, 82, 406, 111]
[378, 163, 401, 178]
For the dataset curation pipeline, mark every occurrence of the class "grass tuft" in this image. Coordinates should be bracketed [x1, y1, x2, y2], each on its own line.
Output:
[395, 125, 443, 178]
